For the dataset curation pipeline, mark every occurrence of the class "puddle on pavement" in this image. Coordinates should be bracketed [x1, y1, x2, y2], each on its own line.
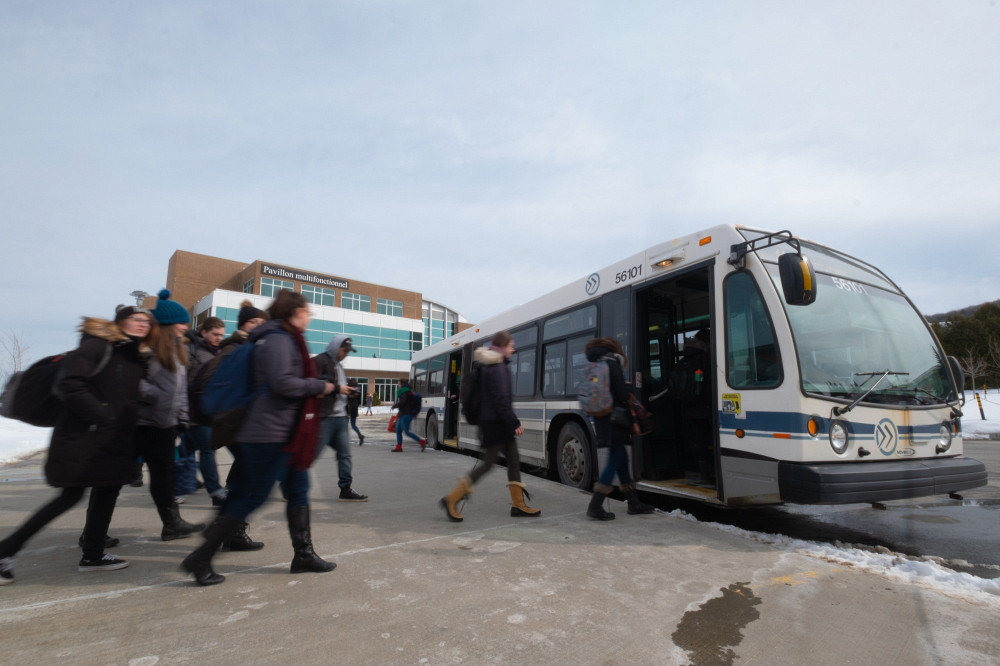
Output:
[672, 581, 761, 666]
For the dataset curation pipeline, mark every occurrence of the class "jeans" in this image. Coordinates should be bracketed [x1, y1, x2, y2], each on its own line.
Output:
[468, 437, 522, 485]
[181, 425, 222, 495]
[0, 485, 120, 561]
[349, 413, 362, 440]
[222, 442, 310, 522]
[597, 418, 633, 487]
[396, 414, 422, 445]
[317, 416, 353, 490]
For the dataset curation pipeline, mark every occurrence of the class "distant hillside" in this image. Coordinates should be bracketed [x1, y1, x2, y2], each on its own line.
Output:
[926, 299, 1000, 323]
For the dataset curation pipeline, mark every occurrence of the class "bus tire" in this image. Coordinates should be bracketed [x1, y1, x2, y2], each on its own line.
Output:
[426, 412, 441, 450]
[555, 421, 593, 490]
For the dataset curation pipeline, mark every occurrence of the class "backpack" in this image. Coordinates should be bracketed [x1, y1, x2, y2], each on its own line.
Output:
[460, 364, 483, 425]
[410, 392, 422, 416]
[187, 354, 219, 425]
[667, 353, 705, 403]
[200, 330, 279, 416]
[0, 345, 111, 427]
[577, 359, 613, 416]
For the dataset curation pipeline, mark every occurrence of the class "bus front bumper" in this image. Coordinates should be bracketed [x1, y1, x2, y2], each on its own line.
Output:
[778, 456, 988, 505]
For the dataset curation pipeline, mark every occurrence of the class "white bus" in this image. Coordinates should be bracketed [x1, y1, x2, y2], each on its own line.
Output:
[410, 225, 986, 506]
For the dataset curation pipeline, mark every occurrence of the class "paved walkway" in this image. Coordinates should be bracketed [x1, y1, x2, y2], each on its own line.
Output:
[1, 415, 999, 665]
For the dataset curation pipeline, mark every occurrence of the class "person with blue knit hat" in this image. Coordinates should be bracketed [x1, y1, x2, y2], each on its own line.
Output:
[134, 289, 205, 541]
[151, 289, 190, 326]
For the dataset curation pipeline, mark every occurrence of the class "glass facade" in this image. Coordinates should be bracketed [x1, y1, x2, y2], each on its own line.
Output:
[423, 301, 460, 348]
[377, 298, 403, 317]
[301, 320, 422, 359]
[342, 292, 371, 312]
[374, 378, 398, 404]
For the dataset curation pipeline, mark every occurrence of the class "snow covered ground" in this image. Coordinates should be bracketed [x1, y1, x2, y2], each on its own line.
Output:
[3, 392, 999, 604]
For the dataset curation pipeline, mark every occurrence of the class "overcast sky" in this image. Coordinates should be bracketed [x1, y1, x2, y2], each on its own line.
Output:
[2, 1, 998, 359]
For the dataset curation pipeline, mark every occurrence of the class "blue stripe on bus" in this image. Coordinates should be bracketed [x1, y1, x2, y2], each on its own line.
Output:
[718, 411, 951, 439]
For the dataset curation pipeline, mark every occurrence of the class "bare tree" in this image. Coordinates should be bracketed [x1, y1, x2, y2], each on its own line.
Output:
[0, 329, 30, 387]
[959, 347, 989, 394]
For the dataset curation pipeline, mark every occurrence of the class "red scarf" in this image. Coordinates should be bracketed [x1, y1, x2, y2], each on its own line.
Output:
[281, 321, 321, 471]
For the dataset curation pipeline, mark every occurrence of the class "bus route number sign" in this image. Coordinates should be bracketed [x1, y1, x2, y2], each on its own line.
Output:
[615, 263, 643, 285]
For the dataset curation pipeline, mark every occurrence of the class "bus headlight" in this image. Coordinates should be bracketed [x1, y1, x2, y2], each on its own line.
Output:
[829, 421, 849, 455]
[936, 422, 952, 452]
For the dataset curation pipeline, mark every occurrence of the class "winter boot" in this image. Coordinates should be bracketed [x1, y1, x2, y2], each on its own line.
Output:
[159, 504, 207, 541]
[440, 476, 473, 522]
[622, 482, 655, 515]
[358, 434, 365, 446]
[181, 513, 240, 586]
[507, 482, 541, 517]
[586, 483, 616, 521]
[287, 505, 336, 574]
[222, 522, 265, 552]
[392, 444, 403, 452]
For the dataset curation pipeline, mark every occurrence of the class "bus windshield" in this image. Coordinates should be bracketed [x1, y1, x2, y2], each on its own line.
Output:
[760, 245, 954, 406]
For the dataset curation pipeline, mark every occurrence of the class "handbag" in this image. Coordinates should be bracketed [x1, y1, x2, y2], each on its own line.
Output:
[387, 414, 398, 433]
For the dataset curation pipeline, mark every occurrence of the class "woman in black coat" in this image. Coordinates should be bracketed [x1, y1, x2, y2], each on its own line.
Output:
[0, 306, 152, 584]
[440, 330, 540, 522]
[584, 337, 653, 521]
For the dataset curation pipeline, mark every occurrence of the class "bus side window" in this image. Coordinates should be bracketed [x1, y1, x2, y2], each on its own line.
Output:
[725, 273, 782, 389]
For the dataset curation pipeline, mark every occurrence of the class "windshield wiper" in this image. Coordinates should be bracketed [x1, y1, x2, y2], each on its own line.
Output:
[832, 370, 908, 416]
[909, 386, 964, 418]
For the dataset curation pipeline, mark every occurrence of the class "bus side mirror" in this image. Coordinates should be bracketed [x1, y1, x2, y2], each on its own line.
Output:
[778, 252, 817, 306]
[947, 356, 965, 396]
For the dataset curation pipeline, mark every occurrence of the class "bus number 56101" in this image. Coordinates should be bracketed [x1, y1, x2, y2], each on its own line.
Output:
[616, 264, 642, 284]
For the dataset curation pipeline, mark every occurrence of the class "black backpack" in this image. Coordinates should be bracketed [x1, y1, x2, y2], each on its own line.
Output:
[0, 345, 111, 427]
[459, 364, 483, 425]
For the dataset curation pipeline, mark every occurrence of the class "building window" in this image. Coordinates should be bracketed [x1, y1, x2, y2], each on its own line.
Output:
[243, 279, 254, 294]
[377, 298, 403, 317]
[261, 277, 294, 298]
[374, 378, 398, 404]
[342, 292, 371, 312]
[302, 285, 335, 307]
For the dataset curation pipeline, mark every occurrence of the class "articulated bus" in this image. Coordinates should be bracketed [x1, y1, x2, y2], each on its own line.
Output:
[409, 225, 987, 506]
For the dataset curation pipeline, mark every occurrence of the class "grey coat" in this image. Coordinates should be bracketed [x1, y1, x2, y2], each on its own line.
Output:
[138, 348, 189, 429]
[235, 320, 327, 444]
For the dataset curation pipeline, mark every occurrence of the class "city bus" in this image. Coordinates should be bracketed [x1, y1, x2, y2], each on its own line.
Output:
[409, 225, 986, 506]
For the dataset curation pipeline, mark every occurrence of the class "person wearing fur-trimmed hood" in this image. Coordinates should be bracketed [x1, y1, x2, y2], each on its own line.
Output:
[439, 330, 540, 522]
[1, 305, 153, 583]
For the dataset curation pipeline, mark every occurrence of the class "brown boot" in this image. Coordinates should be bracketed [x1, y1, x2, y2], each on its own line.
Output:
[439, 476, 473, 522]
[507, 482, 541, 517]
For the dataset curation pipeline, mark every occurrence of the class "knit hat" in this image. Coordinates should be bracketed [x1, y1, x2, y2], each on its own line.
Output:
[237, 299, 269, 328]
[151, 289, 190, 325]
[113, 304, 152, 323]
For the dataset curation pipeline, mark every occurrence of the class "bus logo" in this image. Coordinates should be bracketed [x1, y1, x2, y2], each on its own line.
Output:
[875, 418, 898, 456]
[585, 273, 600, 295]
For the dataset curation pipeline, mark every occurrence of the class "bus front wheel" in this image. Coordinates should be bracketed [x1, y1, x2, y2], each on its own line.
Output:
[555, 421, 593, 490]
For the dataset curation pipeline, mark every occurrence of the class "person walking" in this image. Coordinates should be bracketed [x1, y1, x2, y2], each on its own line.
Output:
[583, 337, 654, 520]
[364, 391, 374, 416]
[313, 336, 369, 502]
[390, 379, 425, 452]
[0, 305, 152, 583]
[440, 331, 540, 522]
[135, 290, 205, 541]
[181, 289, 336, 586]
[175, 316, 226, 504]
[347, 379, 365, 445]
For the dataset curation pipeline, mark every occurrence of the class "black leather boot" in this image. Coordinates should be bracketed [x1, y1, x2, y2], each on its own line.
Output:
[159, 504, 206, 541]
[287, 505, 336, 574]
[586, 483, 615, 521]
[181, 514, 240, 586]
[622, 482, 655, 515]
[222, 522, 264, 552]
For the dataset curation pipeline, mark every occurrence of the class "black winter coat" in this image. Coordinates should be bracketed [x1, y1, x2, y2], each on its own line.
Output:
[44, 318, 147, 487]
[475, 345, 520, 447]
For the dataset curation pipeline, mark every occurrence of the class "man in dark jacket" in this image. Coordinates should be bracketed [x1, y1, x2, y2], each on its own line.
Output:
[178, 317, 226, 503]
[439, 330, 540, 522]
[313, 335, 368, 501]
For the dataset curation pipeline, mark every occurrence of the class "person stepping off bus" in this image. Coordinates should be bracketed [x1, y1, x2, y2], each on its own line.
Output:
[440, 331, 540, 521]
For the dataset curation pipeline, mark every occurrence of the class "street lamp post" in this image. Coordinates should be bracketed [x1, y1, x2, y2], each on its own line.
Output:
[130, 290, 149, 307]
